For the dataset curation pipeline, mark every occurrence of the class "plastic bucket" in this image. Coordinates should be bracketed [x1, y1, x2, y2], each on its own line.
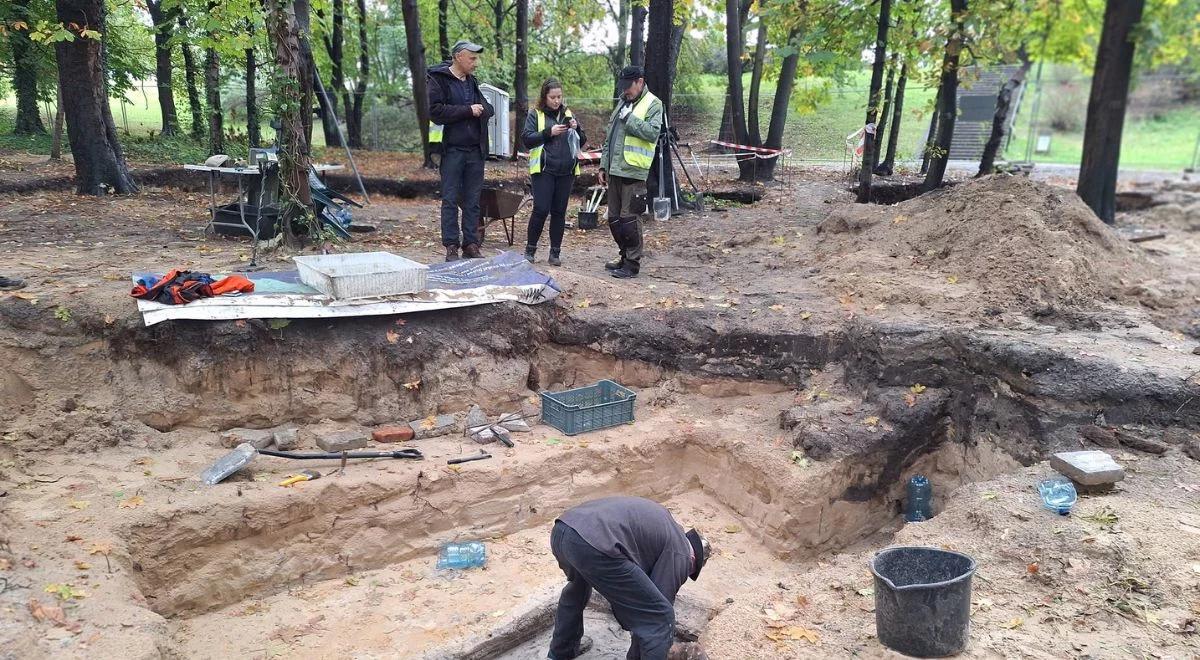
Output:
[871, 546, 976, 657]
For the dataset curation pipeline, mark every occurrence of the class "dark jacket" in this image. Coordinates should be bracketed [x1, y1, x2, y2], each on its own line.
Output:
[426, 62, 495, 156]
[558, 496, 692, 604]
[522, 107, 587, 176]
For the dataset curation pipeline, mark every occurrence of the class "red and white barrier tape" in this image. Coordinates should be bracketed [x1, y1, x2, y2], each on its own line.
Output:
[707, 140, 792, 158]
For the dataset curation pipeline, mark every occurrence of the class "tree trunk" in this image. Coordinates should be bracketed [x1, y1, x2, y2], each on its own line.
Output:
[266, 0, 314, 242]
[513, 0, 529, 159]
[923, 0, 966, 191]
[54, 0, 137, 194]
[644, 0, 678, 114]
[401, 0, 434, 167]
[1077, 0, 1145, 224]
[204, 47, 224, 154]
[873, 53, 897, 171]
[316, 0, 345, 147]
[977, 47, 1031, 177]
[747, 11, 768, 146]
[492, 0, 504, 59]
[757, 27, 801, 181]
[612, 0, 629, 99]
[246, 39, 261, 147]
[438, 0, 450, 61]
[857, 0, 891, 203]
[180, 15, 205, 140]
[50, 79, 65, 160]
[146, 0, 179, 136]
[630, 4, 646, 67]
[347, 0, 368, 148]
[920, 85, 940, 174]
[294, 0, 317, 151]
[879, 62, 907, 174]
[724, 0, 752, 180]
[11, 0, 47, 134]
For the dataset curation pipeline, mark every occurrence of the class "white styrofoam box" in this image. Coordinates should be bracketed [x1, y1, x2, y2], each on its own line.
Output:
[293, 252, 428, 299]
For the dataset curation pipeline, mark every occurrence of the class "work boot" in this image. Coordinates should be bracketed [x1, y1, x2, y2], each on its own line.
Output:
[604, 257, 624, 271]
[0, 276, 26, 291]
[548, 249, 562, 267]
[524, 245, 537, 263]
[610, 266, 638, 279]
[445, 246, 460, 262]
[463, 243, 484, 259]
[548, 635, 593, 659]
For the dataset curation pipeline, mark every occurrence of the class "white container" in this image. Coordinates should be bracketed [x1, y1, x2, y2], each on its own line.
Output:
[480, 82, 511, 158]
[293, 252, 428, 299]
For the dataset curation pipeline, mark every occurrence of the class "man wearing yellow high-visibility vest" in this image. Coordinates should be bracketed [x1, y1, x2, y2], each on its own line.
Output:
[598, 66, 663, 279]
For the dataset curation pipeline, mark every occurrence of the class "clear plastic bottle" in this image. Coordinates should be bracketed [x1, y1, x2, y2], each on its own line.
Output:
[436, 541, 487, 570]
[1038, 477, 1077, 515]
[905, 475, 933, 522]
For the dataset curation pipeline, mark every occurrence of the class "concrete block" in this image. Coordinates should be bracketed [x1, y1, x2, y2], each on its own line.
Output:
[372, 425, 415, 444]
[316, 430, 369, 452]
[499, 415, 532, 433]
[220, 428, 274, 449]
[409, 414, 459, 440]
[1051, 450, 1124, 486]
[272, 426, 300, 450]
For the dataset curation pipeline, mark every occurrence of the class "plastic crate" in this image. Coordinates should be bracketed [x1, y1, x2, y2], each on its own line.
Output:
[293, 252, 428, 299]
[540, 380, 636, 436]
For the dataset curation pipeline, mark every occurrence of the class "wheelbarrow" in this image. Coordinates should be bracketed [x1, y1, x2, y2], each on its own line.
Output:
[478, 186, 531, 247]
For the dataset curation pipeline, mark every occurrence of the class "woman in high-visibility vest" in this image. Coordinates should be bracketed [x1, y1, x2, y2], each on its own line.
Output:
[521, 77, 587, 266]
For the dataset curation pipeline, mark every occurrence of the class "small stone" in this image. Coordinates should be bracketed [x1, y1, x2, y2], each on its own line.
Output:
[272, 426, 300, 450]
[1079, 425, 1119, 448]
[1050, 450, 1125, 486]
[373, 425, 415, 444]
[465, 405, 489, 431]
[409, 414, 458, 440]
[220, 428, 274, 449]
[471, 427, 498, 444]
[498, 415, 531, 433]
[1114, 428, 1168, 454]
[316, 430, 369, 452]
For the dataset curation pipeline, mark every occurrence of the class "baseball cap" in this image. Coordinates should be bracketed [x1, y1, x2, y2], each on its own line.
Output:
[618, 65, 644, 91]
[453, 40, 484, 54]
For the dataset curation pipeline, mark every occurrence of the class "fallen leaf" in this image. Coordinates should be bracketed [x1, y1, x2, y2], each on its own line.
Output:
[981, 491, 999, 500]
[446, 465, 462, 474]
[88, 542, 112, 556]
[1027, 562, 1039, 574]
[770, 236, 787, 246]
[44, 583, 87, 600]
[386, 330, 400, 344]
[68, 501, 89, 510]
[910, 384, 927, 394]
[800, 311, 812, 320]
[577, 299, 591, 309]
[545, 438, 563, 446]
[765, 626, 820, 643]
[724, 524, 742, 534]
[11, 292, 38, 304]
[344, 576, 360, 586]
[903, 393, 917, 408]
[768, 304, 784, 311]
[29, 598, 70, 626]
[74, 561, 90, 571]
[118, 495, 144, 509]
[402, 379, 421, 391]
[863, 416, 880, 427]
[856, 588, 874, 597]
[1004, 617, 1024, 629]
[947, 275, 959, 284]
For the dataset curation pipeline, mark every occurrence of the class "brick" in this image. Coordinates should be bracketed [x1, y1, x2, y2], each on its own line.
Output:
[220, 428, 274, 450]
[1079, 425, 1118, 448]
[272, 426, 300, 450]
[1050, 450, 1125, 486]
[409, 414, 459, 440]
[373, 425, 415, 444]
[316, 430, 369, 452]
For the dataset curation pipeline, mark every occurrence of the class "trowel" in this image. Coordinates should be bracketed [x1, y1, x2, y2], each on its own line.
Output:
[200, 443, 424, 485]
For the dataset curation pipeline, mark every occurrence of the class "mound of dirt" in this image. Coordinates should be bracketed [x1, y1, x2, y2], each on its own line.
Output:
[813, 175, 1153, 313]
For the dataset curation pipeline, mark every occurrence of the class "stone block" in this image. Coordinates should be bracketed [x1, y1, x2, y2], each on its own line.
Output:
[499, 416, 532, 433]
[1050, 450, 1124, 486]
[316, 429, 369, 452]
[372, 425, 415, 444]
[1079, 425, 1118, 448]
[272, 426, 300, 450]
[220, 428, 274, 449]
[465, 405, 489, 431]
[409, 414, 459, 440]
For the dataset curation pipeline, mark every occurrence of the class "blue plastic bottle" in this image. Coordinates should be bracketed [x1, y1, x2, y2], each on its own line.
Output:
[1038, 477, 1077, 515]
[905, 475, 933, 522]
[436, 541, 487, 570]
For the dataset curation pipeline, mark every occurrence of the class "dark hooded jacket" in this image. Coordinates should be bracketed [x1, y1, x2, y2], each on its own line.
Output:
[426, 62, 495, 157]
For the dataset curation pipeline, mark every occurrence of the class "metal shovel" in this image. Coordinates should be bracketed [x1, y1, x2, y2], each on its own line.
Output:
[200, 442, 424, 485]
[653, 131, 672, 221]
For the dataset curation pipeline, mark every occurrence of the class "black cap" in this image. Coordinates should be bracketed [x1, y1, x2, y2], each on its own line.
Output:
[686, 529, 709, 581]
[452, 40, 484, 54]
[618, 65, 644, 81]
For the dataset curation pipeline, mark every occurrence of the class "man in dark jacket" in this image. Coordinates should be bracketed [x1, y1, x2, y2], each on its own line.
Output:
[547, 496, 711, 660]
[427, 40, 495, 261]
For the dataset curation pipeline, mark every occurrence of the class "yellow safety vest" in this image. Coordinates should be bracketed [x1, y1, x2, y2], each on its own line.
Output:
[429, 121, 443, 146]
[529, 108, 581, 175]
[622, 91, 659, 171]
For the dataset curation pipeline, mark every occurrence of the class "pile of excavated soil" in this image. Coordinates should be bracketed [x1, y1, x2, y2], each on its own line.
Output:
[812, 175, 1155, 314]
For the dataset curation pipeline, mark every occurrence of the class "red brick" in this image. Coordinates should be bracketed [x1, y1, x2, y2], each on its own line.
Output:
[372, 425, 415, 443]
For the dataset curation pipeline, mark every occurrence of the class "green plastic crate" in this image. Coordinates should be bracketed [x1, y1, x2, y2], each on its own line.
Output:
[540, 380, 636, 436]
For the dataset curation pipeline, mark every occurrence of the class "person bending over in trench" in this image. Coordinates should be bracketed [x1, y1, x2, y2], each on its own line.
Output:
[547, 496, 711, 660]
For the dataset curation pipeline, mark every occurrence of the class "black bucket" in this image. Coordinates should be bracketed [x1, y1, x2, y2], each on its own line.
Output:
[871, 546, 976, 657]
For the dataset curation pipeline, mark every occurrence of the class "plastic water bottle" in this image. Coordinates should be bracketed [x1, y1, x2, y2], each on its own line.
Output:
[1038, 477, 1077, 515]
[905, 475, 933, 522]
[436, 541, 487, 570]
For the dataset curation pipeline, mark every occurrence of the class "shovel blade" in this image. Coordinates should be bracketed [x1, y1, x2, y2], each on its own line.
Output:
[653, 197, 672, 221]
[200, 443, 259, 485]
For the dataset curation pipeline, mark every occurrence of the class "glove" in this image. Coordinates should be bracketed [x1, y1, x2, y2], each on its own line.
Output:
[618, 103, 633, 121]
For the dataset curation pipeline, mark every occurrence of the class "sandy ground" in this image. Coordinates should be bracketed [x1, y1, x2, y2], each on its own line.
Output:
[4, 154, 1200, 659]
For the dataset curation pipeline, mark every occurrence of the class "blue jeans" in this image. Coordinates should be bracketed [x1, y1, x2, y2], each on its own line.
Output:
[548, 522, 674, 660]
[439, 146, 484, 247]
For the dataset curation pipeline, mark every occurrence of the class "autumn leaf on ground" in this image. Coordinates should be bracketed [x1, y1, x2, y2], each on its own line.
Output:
[981, 491, 999, 500]
[402, 379, 421, 391]
[88, 542, 112, 556]
[28, 598, 79, 631]
[768, 304, 784, 311]
[577, 298, 591, 309]
[770, 236, 787, 246]
[765, 627, 820, 643]
[724, 524, 741, 534]
[904, 392, 917, 408]
[910, 384, 927, 394]
[1004, 617, 1024, 629]
[892, 214, 908, 225]
[863, 416, 880, 427]
[118, 495, 144, 509]
[946, 275, 959, 284]
[386, 330, 400, 344]
[68, 500, 89, 510]
[44, 583, 87, 600]
[800, 311, 812, 320]
[74, 561, 90, 571]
